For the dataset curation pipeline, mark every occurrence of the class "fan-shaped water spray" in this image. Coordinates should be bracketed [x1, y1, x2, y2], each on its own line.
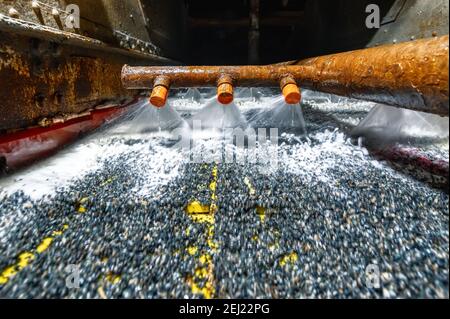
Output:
[114, 99, 189, 135]
[235, 87, 263, 102]
[249, 95, 307, 135]
[189, 97, 248, 130]
[182, 88, 204, 103]
[352, 104, 449, 146]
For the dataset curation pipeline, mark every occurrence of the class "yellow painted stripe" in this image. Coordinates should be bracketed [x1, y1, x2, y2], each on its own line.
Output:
[0, 224, 69, 285]
[243, 177, 256, 196]
[243, 177, 266, 222]
[186, 164, 219, 299]
[104, 272, 121, 285]
[186, 201, 210, 214]
[256, 206, 266, 222]
[279, 252, 298, 267]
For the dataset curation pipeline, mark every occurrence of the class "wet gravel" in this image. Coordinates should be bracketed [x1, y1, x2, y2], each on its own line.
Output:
[0, 96, 448, 299]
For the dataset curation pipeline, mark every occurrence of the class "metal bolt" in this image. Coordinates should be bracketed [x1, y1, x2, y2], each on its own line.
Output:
[32, 1, 45, 25]
[52, 8, 64, 30]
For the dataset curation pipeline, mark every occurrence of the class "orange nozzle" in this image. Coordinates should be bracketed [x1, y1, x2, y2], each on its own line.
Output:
[282, 83, 301, 104]
[217, 74, 234, 105]
[150, 85, 168, 107]
[217, 83, 234, 105]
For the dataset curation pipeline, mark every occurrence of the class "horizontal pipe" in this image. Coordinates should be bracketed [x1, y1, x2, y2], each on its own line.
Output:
[122, 64, 307, 87]
[122, 36, 449, 116]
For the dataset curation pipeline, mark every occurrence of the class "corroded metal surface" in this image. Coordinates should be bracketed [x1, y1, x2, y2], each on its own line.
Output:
[0, 1, 188, 58]
[122, 36, 449, 116]
[122, 64, 306, 87]
[0, 14, 176, 64]
[0, 14, 176, 132]
[368, 0, 449, 47]
[297, 35, 449, 116]
[0, 32, 128, 132]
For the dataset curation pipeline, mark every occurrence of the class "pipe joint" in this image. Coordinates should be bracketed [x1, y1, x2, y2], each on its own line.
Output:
[280, 75, 301, 105]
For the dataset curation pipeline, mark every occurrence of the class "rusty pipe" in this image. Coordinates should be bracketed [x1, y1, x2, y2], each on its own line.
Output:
[122, 35, 449, 116]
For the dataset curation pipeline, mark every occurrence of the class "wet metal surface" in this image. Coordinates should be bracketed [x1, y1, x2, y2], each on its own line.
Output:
[0, 13, 176, 132]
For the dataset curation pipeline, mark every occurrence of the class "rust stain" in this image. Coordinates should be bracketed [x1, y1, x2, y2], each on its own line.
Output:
[0, 32, 136, 132]
[0, 45, 30, 77]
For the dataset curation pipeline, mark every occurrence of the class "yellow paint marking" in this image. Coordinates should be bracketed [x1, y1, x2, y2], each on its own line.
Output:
[100, 177, 115, 187]
[0, 252, 35, 284]
[209, 203, 217, 214]
[105, 272, 121, 285]
[189, 280, 215, 300]
[279, 252, 298, 267]
[17, 252, 35, 268]
[243, 177, 256, 196]
[186, 201, 214, 224]
[0, 225, 69, 285]
[256, 206, 266, 222]
[36, 237, 54, 253]
[206, 225, 218, 251]
[199, 254, 212, 265]
[186, 164, 219, 299]
[187, 246, 198, 256]
[186, 201, 210, 214]
[52, 225, 68, 236]
[190, 213, 214, 224]
[0, 267, 16, 284]
[211, 166, 218, 178]
[268, 242, 279, 252]
[77, 197, 88, 213]
[194, 267, 208, 279]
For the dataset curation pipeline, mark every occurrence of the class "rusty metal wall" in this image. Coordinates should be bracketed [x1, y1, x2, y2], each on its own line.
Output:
[1, 0, 188, 57]
[67, 0, 157, 56]
[0, 32, 125, 132]
[0, 9, 177, 133]
[368, 0, 449, 47]
[0, 0, 63, 29]
[291, 0, 449, 60]
[143, 0, 188, 59]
